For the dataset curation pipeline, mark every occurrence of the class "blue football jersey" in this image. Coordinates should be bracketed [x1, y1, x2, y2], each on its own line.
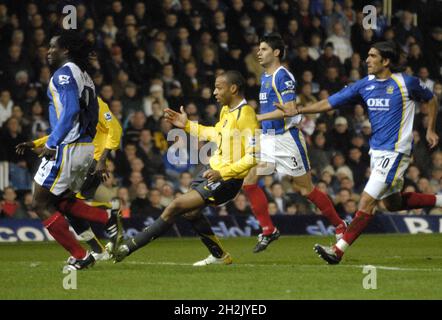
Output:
[259, 66, 302, 134]
[46, 62, 98, 148]
[328, 73, 434, 155]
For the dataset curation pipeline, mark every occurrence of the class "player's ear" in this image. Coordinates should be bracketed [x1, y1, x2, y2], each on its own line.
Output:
[273, 49, 280, 58]
[382, 57, 390, 68]
[230, 84, 238, 95]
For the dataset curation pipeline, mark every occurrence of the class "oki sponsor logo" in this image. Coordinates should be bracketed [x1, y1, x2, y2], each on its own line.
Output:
[367, 98, 390, 107]
[259, 92, 267, 101]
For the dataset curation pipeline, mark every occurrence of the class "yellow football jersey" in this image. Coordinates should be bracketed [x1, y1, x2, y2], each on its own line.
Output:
[185, 100, 259, 180]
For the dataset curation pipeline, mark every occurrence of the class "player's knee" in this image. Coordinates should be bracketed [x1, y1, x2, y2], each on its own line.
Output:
[358, 196, 376, 214]
[182, 211, 200, 221]
[167, 199, 186, 215]
[299, 185, 314, 196]
[383, 201, 401, 212]
[32, 199, 46, 213]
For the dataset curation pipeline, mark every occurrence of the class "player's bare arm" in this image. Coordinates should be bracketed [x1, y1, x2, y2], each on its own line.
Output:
[15, 141, 36, 155]
[275, 98, 332, 116]
[424, 96, 439, 148]
[39, 145, 57, 160]
[203, 169, 222, 183]
[93, 148, 111, 181]
[164, 106, 188, 128]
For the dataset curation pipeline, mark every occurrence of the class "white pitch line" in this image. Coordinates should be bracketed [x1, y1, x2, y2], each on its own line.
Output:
[126, 261, 442, 272]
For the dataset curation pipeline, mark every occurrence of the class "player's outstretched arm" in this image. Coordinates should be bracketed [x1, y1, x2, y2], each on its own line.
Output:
[15, 141, 36, 155]
[425, 96, 439, 149]
[166, 106, 218, 141]
[256, 107, 285, 122]
[164, 106, 188, 129]
[274, 99, 332, 116]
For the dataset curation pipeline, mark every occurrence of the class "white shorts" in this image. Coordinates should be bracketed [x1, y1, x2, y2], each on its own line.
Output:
[34, 142, 95, 196]
[259, 128, 310, 177]
[364, 149, 410, 200]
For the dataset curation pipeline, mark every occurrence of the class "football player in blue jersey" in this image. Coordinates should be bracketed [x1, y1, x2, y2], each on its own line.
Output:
[276, 41, 441, 264]
[16, 31, 122, 270]
[244, 33, 347, 253]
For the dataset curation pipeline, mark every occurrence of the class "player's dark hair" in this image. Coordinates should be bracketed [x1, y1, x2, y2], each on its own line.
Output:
[223, 70, 245, 95]
[260, 32, 285, 59]
[371, 41, 404, 73]
[56, 30, 95, 73]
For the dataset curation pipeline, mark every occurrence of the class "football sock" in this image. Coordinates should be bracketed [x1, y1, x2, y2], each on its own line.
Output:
[335, 211, 374, 257]
[437, 195, 442, 207]
[400, 192, 436, 209]
[127, 217, 172, 253]
[243, 184, 275, 236]
[66, 211, 105, 254]
[67, 215, 90, 235]
[307, 187, 343, 227]
[58, 198, 109, 225]
[77, 228, 104, 254]
[189, 214, 225, 258]
[43, 212, 86, 260]
[86, 237, 105, 254]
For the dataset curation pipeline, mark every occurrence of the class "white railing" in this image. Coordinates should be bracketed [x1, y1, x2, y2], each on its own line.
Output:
[0, 161, 9, 191]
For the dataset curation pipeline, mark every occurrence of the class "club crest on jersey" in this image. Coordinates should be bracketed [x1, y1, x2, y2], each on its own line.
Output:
[265, 81, 270, 88]
[386, 85, 394, 94]
[284, 80, 295, 89]
[104, 112, 112, 121]
[58, 75, 70, 85]
[223, 119, 228, 127]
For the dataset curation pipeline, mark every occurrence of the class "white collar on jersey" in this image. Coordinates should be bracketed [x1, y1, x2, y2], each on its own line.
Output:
[264, 65, 285, 77]
[229, 98, 247, 112]
[368, 74, 390, 82]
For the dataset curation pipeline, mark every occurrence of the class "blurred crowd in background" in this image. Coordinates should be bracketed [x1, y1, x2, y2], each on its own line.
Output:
[1, 0, 441, 219]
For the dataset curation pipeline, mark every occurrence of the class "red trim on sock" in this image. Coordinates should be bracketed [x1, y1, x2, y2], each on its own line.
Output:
[307, 188, 343, 227]
[243, 184, 275, 236]
[400, 192, 436, 209]
[43, 212, 86, 259]
[58, 198, 109, 224]
[342, 211, 374, 246]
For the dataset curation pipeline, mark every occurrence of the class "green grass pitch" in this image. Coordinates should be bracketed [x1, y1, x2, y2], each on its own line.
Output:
[1, 234, 441, 299]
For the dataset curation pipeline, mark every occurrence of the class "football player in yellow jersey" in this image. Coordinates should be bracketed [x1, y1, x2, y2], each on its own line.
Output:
[17, 97, 122, 260]
[113, 71, 259, 265]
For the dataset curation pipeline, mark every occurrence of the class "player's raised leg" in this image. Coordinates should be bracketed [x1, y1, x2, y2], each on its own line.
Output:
[315, 190, 377, 264]
[114, 190, 208, 262]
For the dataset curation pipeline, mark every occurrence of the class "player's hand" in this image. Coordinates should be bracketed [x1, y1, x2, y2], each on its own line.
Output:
[15, 141, 35, 155]
[426, 130, 439, 149]
[39, 146, 57, 160]
[92, 160, 109, 182]
[274, 102, 299, 117]
[203, 169, 222, 183]
[164, 106, 188, 129]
